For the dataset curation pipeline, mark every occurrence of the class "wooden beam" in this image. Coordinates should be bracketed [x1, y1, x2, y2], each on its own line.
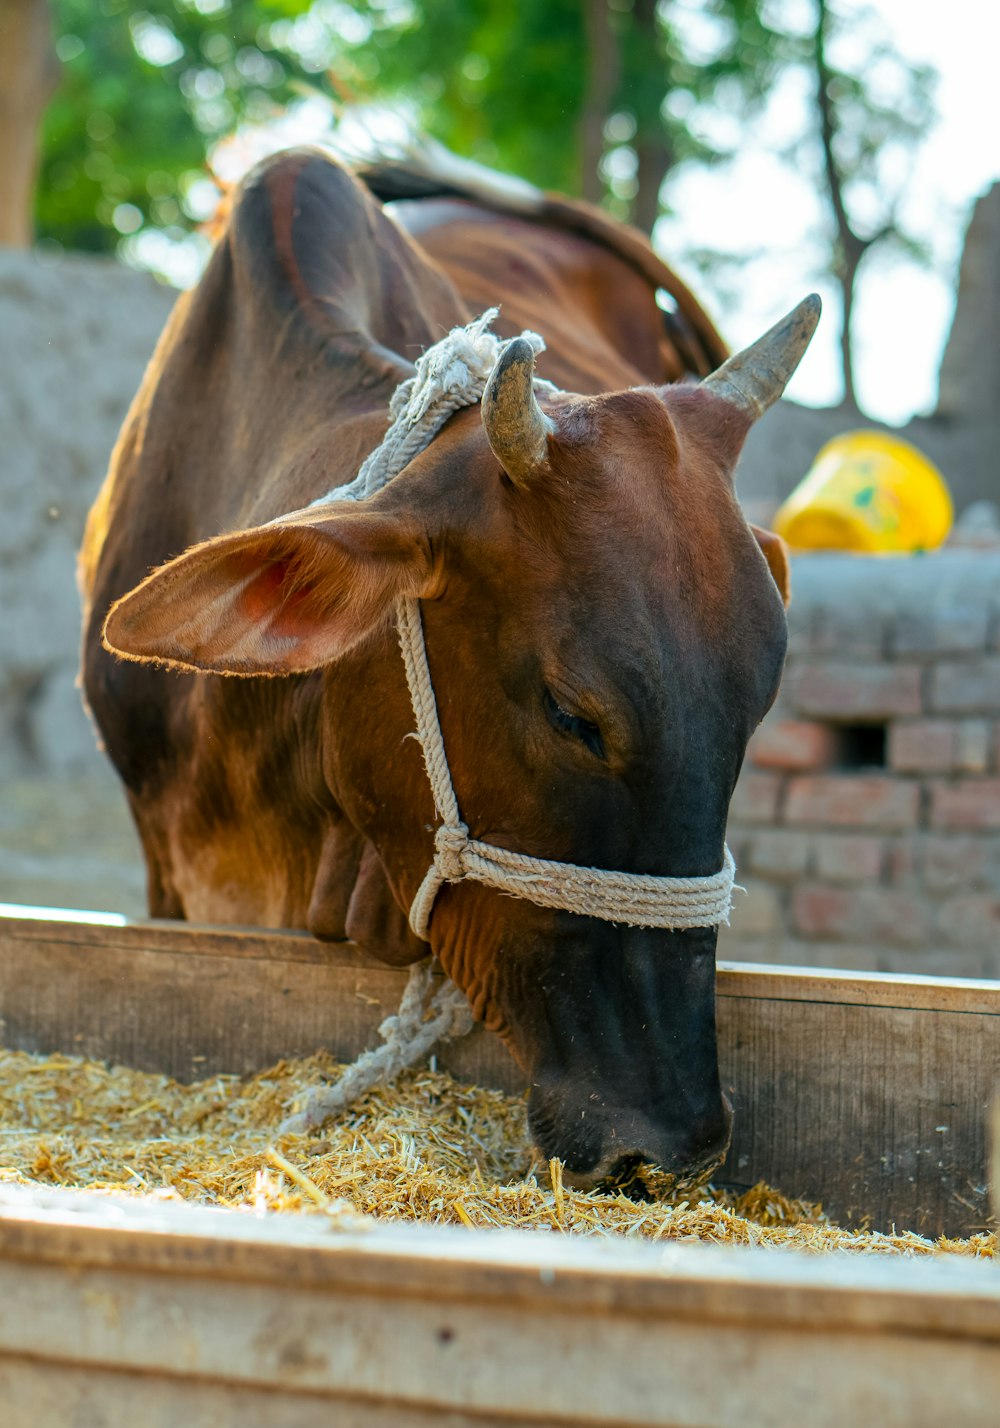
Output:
[0, 1184, 998, 1427]
[716, 959, 1000, 1015]
[991, 1088, 1000, 1230]
[1, 910, 998, 1236]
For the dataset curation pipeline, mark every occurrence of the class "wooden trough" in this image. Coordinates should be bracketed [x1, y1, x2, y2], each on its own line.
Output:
[0, 906, 998, 1426]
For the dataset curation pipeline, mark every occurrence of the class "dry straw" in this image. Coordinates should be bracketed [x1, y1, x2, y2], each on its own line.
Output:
[0, 1045, 994, 1259]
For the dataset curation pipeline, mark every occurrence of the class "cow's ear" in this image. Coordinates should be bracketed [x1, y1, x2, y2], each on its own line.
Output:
[102, 508, 435, 674]
[750, 523, 791, 607]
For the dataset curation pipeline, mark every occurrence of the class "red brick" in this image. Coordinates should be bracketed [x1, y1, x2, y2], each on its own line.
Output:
[727, 771, 782, 825]
[791, 884, 928, 947]
[956, 720, 990, 773]
[811, 609, 885, 659]
[928, 779, 1000, 831]
[934, 894, 1000, 949]
[773, 940, 884, 972]
[890, 719, 991, 774]
[891, 606, 989, 658]
[785, 609, 813, 657]
[727, 879, 782, 937]
[744, 829, 811, 880]
[721, 938, 883, 971]
[888, 720, 955, 772]
[920, 834, 1000, 892]
[787, 662, 922, 720]
[929, 658, 1000, 714]
[748, 718, 838, 772]
[785, 775, 920, 830]
[884, 840, 916, 886]
[878, 947, 990, 978]
[790, 884, 855, 939]
[812, 833, 884, 882]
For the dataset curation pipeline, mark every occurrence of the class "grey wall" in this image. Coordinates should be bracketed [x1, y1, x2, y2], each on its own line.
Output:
[0, 248, 174, 781]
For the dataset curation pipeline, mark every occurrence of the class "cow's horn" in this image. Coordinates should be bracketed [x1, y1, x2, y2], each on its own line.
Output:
[702, 294, 822, 420]
[482, 337, 553, 487]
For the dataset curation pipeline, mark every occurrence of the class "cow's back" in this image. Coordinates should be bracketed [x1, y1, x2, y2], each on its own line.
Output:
[359, 157, 726, 391]
[80, 151, 467, 919]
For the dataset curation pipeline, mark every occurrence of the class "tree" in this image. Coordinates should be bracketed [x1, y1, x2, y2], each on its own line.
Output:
[648, 0, 937, 410]
[21, 0, 938, 407]
[806, 0, 936, 407]
[0, 0, 59, 246]
[612, 0, 782, 233]
[344, 0, 781, 234]
[35, 0, 319, 255]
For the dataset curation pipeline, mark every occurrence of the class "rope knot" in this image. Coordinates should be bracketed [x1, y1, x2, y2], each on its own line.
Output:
[434, 822, 469, 882]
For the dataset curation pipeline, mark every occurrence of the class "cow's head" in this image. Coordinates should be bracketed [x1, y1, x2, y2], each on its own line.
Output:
[104, 298, 817, 1187]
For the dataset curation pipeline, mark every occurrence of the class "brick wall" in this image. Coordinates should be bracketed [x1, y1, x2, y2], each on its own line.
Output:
[720, 550, 1000, 977]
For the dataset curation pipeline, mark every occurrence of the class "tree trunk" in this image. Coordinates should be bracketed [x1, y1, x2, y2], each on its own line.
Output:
[813, 0, 861, 407]
[0, 0, 59, 247]
[633, 139, 671, 237]
[580, 0, 619, 203]
[838, 242, 863, 410]
[629, 0, 671, 235]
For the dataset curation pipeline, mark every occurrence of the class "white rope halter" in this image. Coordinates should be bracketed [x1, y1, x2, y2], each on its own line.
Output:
[399, 597, 736, 937]
[280, 310, 736, 1134]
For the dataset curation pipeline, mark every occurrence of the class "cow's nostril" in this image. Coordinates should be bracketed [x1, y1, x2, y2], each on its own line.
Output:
[594, 1154, 654, 1201]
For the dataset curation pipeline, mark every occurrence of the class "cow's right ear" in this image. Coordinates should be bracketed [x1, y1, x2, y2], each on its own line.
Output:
[102, 506, 436, 675]
[750, 523, 791, 607]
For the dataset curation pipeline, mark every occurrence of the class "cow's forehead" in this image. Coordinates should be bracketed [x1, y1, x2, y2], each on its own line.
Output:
[421, 397, 780, 696]
[434, 391, 760, 610]
[431, 383, 737, 517]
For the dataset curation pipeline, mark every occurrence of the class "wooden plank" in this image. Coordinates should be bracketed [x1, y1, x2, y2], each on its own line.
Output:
[8, 904, 1000, 1011]
[992, 1089, 1000, 1228]
[0, 1185, 998, 1428]
[717, 997, 996, 1236]
[3, 1181, 997, 1331]
[0, 1364, 480, 1428]
[1, 910, 999, 1234]
[0, 908, 522, 1089]
[717, 959, 1000, 1015]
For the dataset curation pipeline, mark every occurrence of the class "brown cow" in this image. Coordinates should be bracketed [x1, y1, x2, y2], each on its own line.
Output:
[81, 147, 816, 1186]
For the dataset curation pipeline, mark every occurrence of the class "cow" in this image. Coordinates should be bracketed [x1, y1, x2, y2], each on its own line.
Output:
[80, 146, 817, 1188]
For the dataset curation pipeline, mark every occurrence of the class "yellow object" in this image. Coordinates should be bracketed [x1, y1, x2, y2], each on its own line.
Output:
[772, 431, 954, 553]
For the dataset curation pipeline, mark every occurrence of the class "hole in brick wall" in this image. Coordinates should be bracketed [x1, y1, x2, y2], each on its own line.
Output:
[832, 723, 887, 770]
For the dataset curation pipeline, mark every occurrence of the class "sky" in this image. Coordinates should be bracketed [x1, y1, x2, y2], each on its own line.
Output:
[137, 0, 1000, 427]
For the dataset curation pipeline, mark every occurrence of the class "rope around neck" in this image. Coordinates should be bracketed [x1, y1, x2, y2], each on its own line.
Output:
[280, 311, 736, 1135]
[279, 960, 471, 1135]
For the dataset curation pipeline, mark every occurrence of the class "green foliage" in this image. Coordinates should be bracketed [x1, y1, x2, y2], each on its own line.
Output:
[34, 0, 937, 339]
[37, 0, 790, 256]
[37, 0, 313, 253]
[341, 0, 590, 196]
[345, 0, 780, 208]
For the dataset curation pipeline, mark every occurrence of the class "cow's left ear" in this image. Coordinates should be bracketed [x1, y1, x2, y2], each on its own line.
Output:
[103, 506, 436, 675]
[750, 524, 791, 607]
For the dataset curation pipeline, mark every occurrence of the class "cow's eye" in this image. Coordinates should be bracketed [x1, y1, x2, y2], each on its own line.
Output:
[543, 688, 606, 760]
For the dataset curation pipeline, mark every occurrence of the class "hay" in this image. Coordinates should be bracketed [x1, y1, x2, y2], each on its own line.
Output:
[0, 1045, 994, 1258]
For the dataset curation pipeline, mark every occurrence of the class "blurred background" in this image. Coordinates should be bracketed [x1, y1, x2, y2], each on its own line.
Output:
[2, 0, 1000, 978]
[4, 0, 997, 419]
